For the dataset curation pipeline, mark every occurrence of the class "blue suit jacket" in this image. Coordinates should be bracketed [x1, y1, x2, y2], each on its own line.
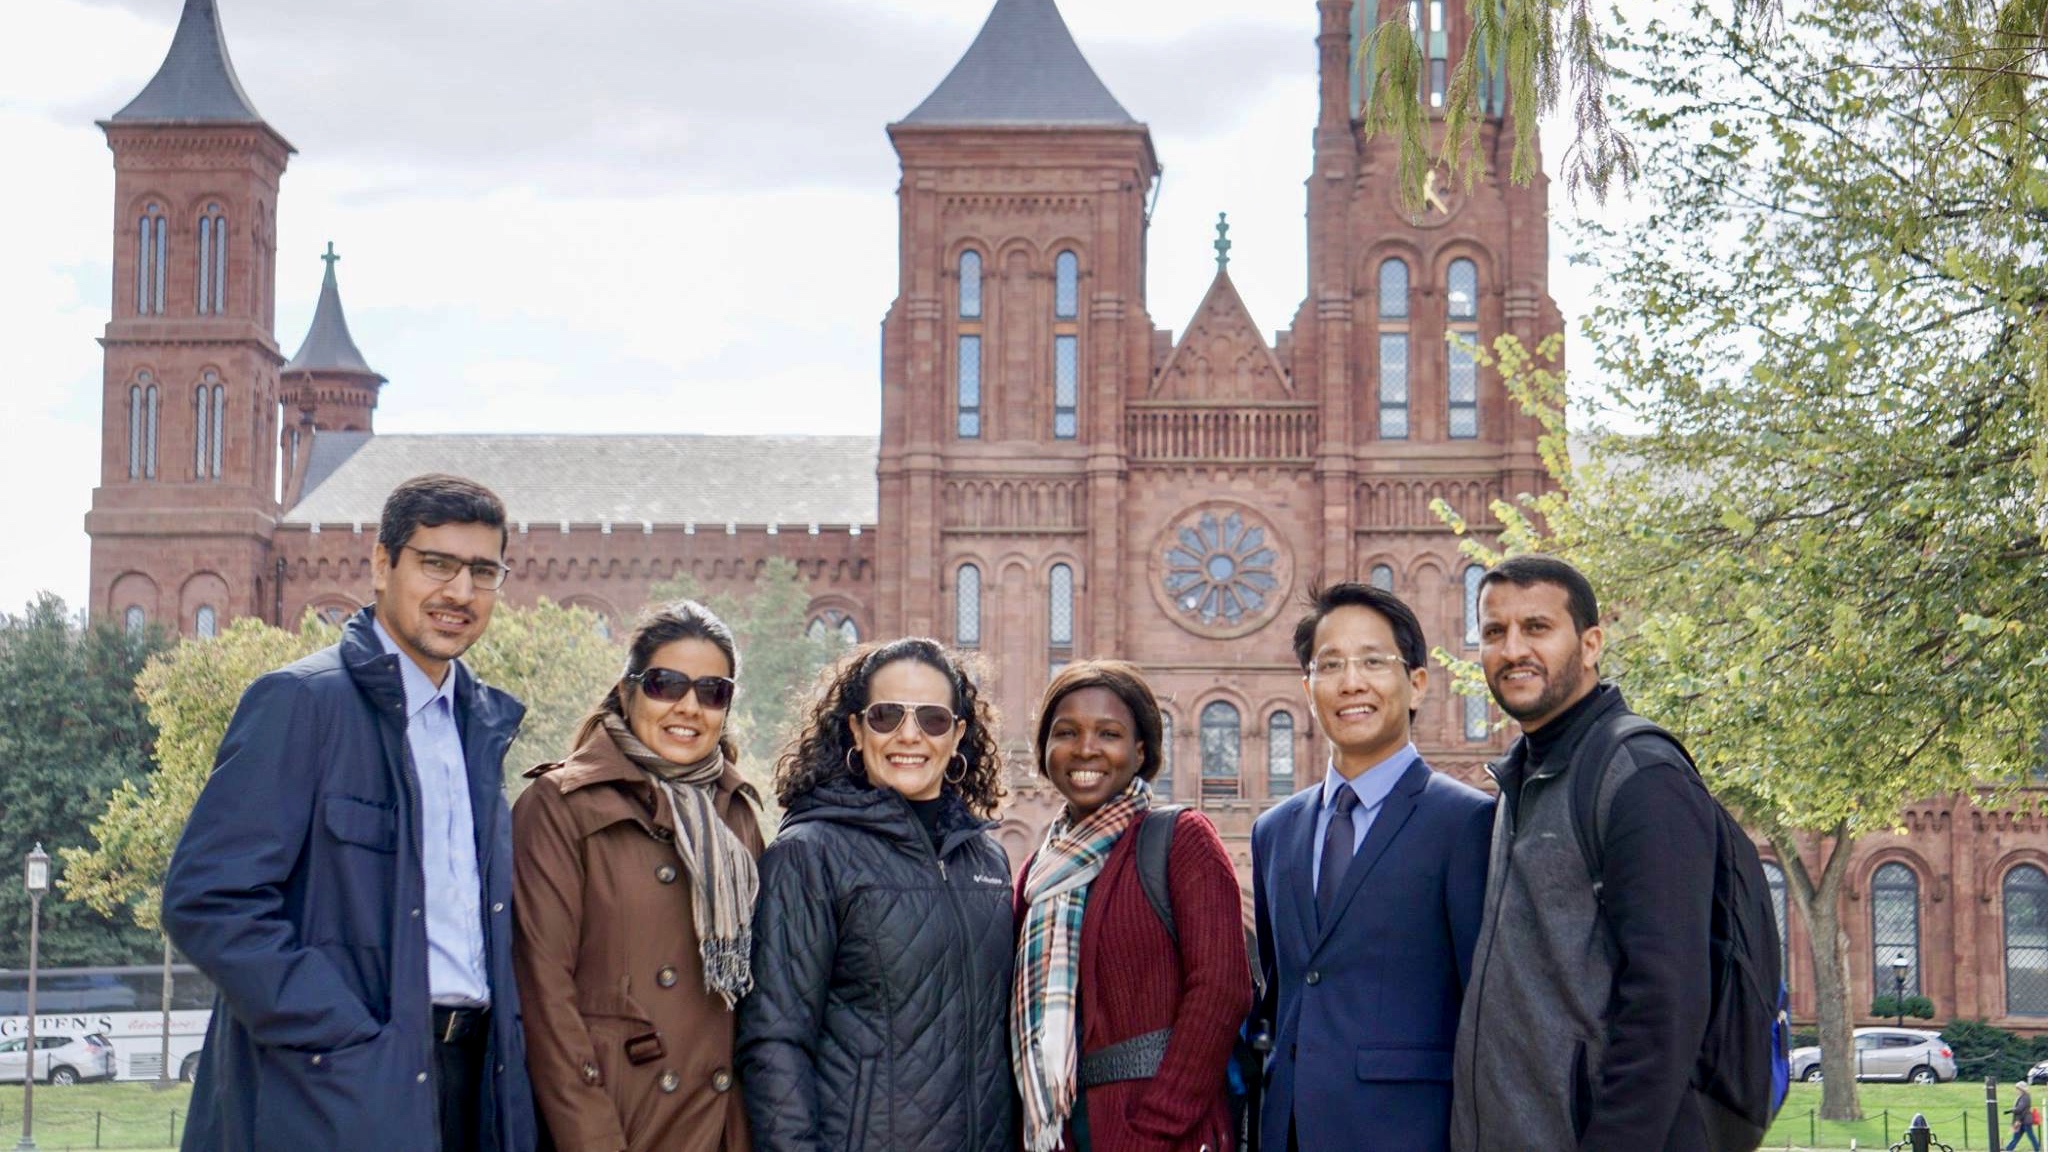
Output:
[1250, 756, 1493, 1152]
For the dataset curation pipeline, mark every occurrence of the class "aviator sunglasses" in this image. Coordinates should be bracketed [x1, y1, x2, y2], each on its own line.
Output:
[860, 701, 959, 738]
[626, 668, 736, 710]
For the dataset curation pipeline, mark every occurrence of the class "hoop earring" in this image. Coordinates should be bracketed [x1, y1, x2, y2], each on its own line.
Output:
[944, 753, 968, 785]
[845, 746, 863, 777]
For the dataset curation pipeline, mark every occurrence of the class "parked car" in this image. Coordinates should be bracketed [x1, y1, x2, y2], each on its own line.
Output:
[0, 1033, 118, 1085]
[1788, 1028, 1958, 1084]
[2028, 1059, 2048, 1085]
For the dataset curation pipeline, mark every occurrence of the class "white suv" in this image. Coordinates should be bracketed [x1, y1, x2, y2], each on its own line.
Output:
[0, 1033, 118, 1085]
[1788, 1028, 1958, 1084]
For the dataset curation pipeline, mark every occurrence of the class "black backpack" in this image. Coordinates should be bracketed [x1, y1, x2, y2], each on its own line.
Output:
[1134, 807, 1265, 1149]
[1567, 713, 1791, 1152]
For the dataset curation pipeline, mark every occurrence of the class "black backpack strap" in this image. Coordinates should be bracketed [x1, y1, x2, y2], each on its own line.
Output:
[1136, 805, 1181, 945]
[1569, 713, 1696, 895]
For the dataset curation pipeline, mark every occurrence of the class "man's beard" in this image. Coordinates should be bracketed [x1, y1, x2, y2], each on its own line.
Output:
[1492, 657, 1589, 725]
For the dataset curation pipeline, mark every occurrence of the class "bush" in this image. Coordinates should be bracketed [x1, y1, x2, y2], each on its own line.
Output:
[1871, 994, 1937, 1020]
[1942, 1019, 2035, 1083]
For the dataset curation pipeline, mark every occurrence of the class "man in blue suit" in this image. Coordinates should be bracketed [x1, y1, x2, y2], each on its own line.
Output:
[1250, 582, 1494, 1152]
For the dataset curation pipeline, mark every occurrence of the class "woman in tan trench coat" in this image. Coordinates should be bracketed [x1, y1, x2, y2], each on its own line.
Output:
[514, 600, 765, 1152]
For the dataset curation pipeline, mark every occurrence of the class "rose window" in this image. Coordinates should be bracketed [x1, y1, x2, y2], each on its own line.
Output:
[1162, 509, 1279, 626]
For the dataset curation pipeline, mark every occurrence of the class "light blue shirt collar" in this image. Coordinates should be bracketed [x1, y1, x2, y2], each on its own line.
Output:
[371, 616, 459, 720]
[1321, 741, 1419, 816]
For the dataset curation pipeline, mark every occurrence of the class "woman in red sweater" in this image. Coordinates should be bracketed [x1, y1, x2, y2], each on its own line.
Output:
[1011, 660, 1253, 1152]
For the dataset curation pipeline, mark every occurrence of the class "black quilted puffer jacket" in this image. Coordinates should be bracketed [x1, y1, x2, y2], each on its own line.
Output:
[736, 778, 1017, 1152]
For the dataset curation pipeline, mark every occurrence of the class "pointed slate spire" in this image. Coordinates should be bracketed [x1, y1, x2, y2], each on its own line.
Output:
[110, 0, 270, 125]
[901, 0, 1137, 126]
[284, 244, 383, 380]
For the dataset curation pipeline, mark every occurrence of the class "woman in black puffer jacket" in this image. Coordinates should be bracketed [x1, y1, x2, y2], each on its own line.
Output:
[736, 638, 1016, 1152]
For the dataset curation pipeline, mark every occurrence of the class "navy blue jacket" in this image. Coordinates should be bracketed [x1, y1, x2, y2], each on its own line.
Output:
[1249, 757, 1493, 1152]
[163, 608, 537, 1152]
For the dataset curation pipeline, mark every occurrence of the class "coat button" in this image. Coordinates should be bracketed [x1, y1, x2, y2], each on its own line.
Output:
[416, 1071, 428, 1084]
[309, 1054, 323, 1066]
[711, 1068, 733, 1093]
[411, 907, 422, 919]
[581, 1062, 600, 1085]
[655, 864, 678, 884]
[659, 1070, 680, 1094]
[492, 902, 505, 914]
[1305, 970, 1322, 986]
[656, 966, 679, 988]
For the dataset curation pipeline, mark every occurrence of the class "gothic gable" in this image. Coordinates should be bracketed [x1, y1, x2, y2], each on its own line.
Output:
[1152, 270, 1291, 400]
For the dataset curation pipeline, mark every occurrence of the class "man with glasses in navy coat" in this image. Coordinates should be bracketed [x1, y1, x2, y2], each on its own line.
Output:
[1249, 582, 1494, 1152]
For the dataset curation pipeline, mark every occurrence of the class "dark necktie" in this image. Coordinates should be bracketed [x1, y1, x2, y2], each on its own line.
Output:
[1318, 785, 1361, 926]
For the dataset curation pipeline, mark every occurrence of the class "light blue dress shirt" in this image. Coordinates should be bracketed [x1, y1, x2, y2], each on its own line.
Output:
[373, 619, 491, 1007]
[1310, 742, 1420, 893]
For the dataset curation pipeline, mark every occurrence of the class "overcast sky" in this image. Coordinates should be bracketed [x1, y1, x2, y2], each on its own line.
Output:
[0, 0, 1617, 614]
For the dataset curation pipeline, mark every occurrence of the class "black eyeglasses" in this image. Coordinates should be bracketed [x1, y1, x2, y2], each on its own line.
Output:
[400, 544, 511, 591]
[627, 668, 736, 710]
[860, 701, 958, 738]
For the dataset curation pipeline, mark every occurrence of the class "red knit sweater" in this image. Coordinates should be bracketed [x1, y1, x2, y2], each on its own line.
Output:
[1014, 809, 1253, 1152]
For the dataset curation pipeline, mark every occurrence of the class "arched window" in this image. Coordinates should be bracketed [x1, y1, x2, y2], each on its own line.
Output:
[1267, 711, 1296, 794]
[1763, 859, 1790, 979]
[957, 249, 984, 439]
[1157, 712, 1175, 799]
[840, 616, 859, 644]
[124, 606, 145, 635]
[196, 204, 227, 315]
[137, 204, 165, 315]
[1048, 564, 1074, 650]
[955, 563, 982, 648]
[143, 382, 159, 479]
[2006, 865, 2048, 1015]
[809, 610, 860, 647]
[1377, 259, 1411, 440]
[958, 250, 982, 319]
[1446, 258, 1480, 438]
[1871, 862, 1921, 997]
[194, 605, 217, 639]
[807, 617, 830, 643]
[1463, 693, 1490, 741]
[1463, 563, 1484, 646]
[1054, 251, 1079, 319]
[193, 374, 224, 480]
[1052, 250, 1080, 439]
[127, 381, 144, 479]
[1370, 564, 1395, 592]
[1200, 701, 1241, 800]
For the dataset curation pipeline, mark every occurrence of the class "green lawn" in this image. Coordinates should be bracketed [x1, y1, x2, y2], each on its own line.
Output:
[1768, 1081, 2030, 1150]
[0, 1080, 191, 1151]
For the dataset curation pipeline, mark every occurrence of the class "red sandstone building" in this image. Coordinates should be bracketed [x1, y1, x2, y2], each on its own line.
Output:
[84, 0, 2048, 1031]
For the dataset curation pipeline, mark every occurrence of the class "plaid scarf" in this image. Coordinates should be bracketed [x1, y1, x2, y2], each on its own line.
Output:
[1011, 778, 1152, 1152]
[601, 714, 761, 1009]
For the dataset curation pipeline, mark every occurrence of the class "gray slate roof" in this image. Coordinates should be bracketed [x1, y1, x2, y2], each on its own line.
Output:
[283, 254, 382, 379]
[284, 434, 880, 527]
[900, 0, 1137, 126]
[109, 0, 269, 125]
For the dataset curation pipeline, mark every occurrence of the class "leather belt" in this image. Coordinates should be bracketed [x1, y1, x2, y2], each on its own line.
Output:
[1078, 1028, 1171, 1088]
[433, 1005, 490, 1046]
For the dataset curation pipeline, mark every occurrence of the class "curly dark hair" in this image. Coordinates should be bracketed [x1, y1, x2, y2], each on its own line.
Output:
[775, 638, 1006, 817]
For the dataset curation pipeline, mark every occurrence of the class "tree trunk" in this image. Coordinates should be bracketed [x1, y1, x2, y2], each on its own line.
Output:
[1776, 824, 1863, 1122]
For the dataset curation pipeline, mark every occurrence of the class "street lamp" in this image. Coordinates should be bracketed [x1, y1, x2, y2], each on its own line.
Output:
[1891, 951, 1912, 1029]
[15, 843, 49, 1152]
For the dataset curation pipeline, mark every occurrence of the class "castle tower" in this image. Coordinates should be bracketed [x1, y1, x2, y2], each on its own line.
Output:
[85, 0, 293, 635]
[278, 243, 384, 505]
[874, 0, 1159, 730]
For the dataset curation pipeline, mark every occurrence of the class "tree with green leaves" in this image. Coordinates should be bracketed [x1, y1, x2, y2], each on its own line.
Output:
[463, 599, 622, 788]
[1440, 0, 2048, 1121]
[646, 559, 840, 803]
[0, 594, 165, 968]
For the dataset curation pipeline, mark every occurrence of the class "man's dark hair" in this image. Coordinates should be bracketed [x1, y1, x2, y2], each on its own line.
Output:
[1291, 581, 1428, 671]
[1477, 554, 1600, 633]
[377, 474, 508, 556]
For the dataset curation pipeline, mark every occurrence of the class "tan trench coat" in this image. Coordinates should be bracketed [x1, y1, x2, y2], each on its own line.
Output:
[512, 730, 765, 1152]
